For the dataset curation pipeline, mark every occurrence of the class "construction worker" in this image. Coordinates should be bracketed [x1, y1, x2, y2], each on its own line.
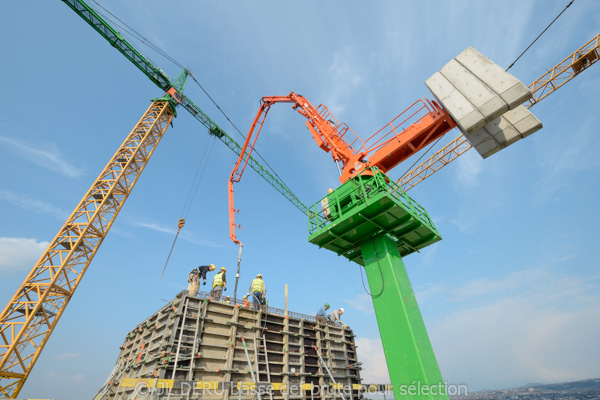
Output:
[242, 294, 250, 308]
[315, 303, 330, 324]
[222, 296, 231, 304]
[247, 273, 266, 310]
[187, 264, 216, 296]
[328, 308, 344, 326]
[210, 267, 227, 301]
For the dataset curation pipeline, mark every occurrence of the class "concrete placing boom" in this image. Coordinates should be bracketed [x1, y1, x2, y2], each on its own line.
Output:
[0, 0, 306, 397]
[230, 47, 545, 400]
[229, 93, 456, 244]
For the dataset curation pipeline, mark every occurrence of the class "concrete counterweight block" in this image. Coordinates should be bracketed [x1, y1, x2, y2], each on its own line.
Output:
[426, 46, 542, 159]
[425, 72, 486, 133]
[455, 47, 533, 109]
[465, 105, 542, 158]
[440, 59, 508, 123]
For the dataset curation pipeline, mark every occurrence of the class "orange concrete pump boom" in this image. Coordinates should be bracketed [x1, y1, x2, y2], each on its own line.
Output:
[228, 92, 457, 246]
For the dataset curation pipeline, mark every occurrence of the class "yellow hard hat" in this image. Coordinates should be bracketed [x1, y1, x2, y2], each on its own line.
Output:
[257, 273, 262, 278]
[209, 264, 215, 268]
[220, 267, 227, 272]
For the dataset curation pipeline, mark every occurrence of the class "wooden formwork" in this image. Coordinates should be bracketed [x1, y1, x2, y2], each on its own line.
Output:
[99, 291, 363, 400]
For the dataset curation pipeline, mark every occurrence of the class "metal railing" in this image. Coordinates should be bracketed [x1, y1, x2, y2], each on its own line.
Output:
[189, 290, 318, 323]
[308, 168, 439, 237]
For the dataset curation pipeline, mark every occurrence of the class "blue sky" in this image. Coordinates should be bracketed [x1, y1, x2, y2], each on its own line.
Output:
[1, 0, 599, 398]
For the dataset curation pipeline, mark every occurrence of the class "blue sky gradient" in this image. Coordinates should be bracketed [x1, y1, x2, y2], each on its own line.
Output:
[1, 1, 599, 398]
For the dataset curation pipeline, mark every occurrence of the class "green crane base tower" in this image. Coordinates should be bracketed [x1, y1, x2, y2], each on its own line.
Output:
[308, 168, 447, 400]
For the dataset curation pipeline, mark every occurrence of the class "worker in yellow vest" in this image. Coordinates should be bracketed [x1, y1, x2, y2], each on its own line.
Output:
[247, 273, 266, 310]
[210, 267, 227, 301]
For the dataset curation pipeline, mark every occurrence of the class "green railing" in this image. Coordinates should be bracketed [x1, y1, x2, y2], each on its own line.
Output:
[308, 167, 439, 236]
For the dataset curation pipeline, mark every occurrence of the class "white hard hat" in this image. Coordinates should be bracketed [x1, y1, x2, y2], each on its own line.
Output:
[340, 308, 344, 313]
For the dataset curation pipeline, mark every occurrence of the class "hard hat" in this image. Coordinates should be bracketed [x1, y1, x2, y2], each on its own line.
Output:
[257, 273, 262, 278]
[220, 267, 226, 272]
[209, 264, 215, 268]
[243, 294, 247, 299]
[340, 308, 344, 313]
[325, 303, 330, 308]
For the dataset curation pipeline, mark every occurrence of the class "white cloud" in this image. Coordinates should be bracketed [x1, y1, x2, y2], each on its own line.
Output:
[0, 135, 84, 178]
[0, 237, 50, 274]
[55, 352, 81, 360]
[432, 298, 600, 391]
[0, 189, 68, 220]
[454, 149, 483, 190]
[343, 293, 375, 315]
[424, 267, 600, 390]
[323, 47, 364, 117]
[135, 221, 223, 248]
[355, 337, 390, 384]
[533, 112, 600, 203]
[136, 221, 176, 235]
[44, 369, 85, 384]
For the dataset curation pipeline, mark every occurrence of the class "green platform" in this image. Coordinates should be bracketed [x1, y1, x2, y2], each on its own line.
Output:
[308, 170, 441, 265]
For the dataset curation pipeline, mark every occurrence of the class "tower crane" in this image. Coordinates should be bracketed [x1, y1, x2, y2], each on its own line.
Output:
[228, 36, 598, 400]
[0, 0, 307, 397]
[397, 33, 600, 192]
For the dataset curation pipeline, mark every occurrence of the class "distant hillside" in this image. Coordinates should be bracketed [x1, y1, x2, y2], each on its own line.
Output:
[524, 377, 600, 391]
[450, 377, 600, 399]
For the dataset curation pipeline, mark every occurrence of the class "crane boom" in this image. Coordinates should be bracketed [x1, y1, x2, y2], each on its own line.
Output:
[61, 0, 308, 215]
[0, 99, 175, 398]
[398, 33, 600, 191]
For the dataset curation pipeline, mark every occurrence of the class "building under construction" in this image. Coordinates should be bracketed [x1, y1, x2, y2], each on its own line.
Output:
[96, 291, 363, 400]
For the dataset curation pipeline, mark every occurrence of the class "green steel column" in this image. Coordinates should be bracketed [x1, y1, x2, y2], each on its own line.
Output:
[360, 234, 447, 400]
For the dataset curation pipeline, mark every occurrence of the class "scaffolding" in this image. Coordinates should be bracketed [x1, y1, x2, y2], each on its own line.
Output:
[98, 291, 363, 400]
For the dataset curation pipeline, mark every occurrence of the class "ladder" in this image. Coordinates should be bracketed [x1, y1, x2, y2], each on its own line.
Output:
[315, 345, 347, 400]
[171, 296, 203, 380]
[188, 298, 206, 380]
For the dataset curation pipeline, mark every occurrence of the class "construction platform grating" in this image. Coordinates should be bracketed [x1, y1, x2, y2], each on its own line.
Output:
[96, 291, 363, 400]
[308, 170, 441, 265]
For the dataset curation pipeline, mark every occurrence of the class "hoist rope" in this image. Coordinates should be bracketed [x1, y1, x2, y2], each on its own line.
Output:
[506, 0, 575, 71]
[91, 0, 295, 197]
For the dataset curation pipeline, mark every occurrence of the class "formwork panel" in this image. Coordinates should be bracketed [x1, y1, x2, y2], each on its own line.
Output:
[98, 291, 363, 400]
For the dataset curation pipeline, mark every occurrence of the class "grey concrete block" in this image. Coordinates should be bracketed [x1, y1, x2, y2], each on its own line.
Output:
[440, 59, 508, 122]
[502, 105, 543, 138]
[455, 47, 533, 109]
[425, 71, 485, 133]
[475, 138, 502, 159]
[465, 116, 519, 158]
[493, 118, 521, 146]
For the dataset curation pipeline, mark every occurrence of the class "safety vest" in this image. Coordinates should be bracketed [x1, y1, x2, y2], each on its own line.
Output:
[213, 272, 225, 288]
[251, 278, 265, 294]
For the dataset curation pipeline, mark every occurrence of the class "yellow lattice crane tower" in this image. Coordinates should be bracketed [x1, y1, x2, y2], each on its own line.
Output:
[0, 1, 308, 397]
